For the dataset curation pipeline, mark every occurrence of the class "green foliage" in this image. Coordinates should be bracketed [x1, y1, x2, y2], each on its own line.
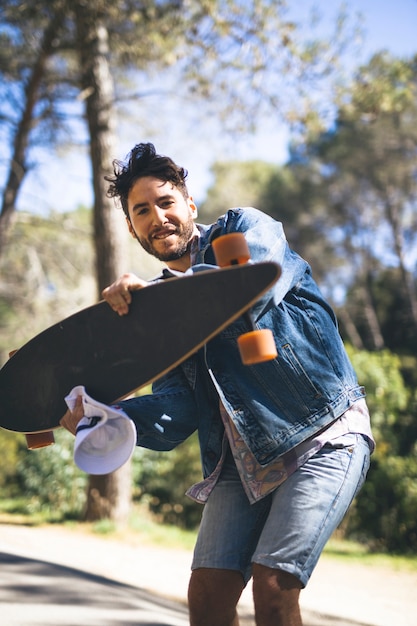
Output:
[0, 0, 359, 157]
[1, 343, 417, 554]
[200, 160, 279, 223]
[0, 430, 25, 494]
[128, 506, 198, 550]
[199, 159, 334, 283]
[14, 429, 87, 521]
[0, 34, 416, 546]
[338, 268, 417, 355]
[346, 346, 409, 452]
[340, 52, 417, 119]
[351, 455, 417, 553]
[344, 346, 417, 552]
[286, 53, 417, 354]
[372, 270, 417, 355]
[0, 208, 96, 364]
[132, 432, 203, 530]
[0, 207, 162, 366]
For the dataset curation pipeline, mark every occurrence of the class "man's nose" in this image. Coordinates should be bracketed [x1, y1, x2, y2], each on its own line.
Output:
[152, 205, 168, 226]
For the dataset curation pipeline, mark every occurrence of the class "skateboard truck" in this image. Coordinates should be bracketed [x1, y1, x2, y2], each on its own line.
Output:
[8, 350, 55, 449]
[24, 430, 55, 449]
[212, 233, 278, 365]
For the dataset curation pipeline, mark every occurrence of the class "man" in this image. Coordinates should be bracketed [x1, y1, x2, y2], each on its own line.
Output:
[61, 143, 374, 626]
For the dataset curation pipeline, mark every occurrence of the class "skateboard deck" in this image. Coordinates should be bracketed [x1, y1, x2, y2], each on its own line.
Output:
[0, 262, 280, 436]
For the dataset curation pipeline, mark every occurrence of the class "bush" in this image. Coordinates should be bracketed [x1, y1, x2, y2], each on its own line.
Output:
[348, 455, 417, 553]
[346, 347, 410, 452]
[0, 430, 25, 497]
[344, 347, 417, 552]
[132, 432, 203, 529]
[15, 429, 87, 521]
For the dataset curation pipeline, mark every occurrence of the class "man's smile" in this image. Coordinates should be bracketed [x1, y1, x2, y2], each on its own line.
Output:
[151, 227, 178, 241]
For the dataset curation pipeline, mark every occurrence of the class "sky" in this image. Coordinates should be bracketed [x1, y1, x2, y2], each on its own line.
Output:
[14, 0, 417, 214]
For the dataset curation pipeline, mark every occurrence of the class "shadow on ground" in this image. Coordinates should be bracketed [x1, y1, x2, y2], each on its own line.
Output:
[0, 551, 365, 626]
[0, 551, 189, 626]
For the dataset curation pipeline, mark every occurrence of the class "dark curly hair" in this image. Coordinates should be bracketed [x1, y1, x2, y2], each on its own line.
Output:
[105, 143, 189, 217]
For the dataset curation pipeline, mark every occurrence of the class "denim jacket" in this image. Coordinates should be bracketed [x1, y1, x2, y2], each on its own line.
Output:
[120, 207, 365, 476]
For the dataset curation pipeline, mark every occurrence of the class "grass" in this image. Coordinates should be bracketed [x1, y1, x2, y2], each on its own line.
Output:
[0, 498, 50, 526]
[0, 500, 198, 550]
[85, 512, 417, 573]
[324, 537, 417, 572]
[78, 507, 198, 551]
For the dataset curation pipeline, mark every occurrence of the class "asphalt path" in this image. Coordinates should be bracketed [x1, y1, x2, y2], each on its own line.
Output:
[1, 524, 416, 626]
[0, 551, 189, 626]
[0, 549, 369, 626]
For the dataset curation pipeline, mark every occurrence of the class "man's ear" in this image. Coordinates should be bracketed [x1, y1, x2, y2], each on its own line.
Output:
[189, 197, 198, 218]
[126, 217, 137, 239]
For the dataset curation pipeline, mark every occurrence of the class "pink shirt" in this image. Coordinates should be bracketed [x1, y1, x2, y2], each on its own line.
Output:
[187, 398, 374, 505]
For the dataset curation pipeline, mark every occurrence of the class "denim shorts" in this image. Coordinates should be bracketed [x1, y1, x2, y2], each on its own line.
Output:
[191, 433, 371, 587]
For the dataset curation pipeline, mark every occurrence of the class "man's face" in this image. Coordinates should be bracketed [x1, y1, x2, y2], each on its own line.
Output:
[126, 176, 198, 269]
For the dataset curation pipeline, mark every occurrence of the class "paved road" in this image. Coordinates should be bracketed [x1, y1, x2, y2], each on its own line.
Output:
[0, 548, 368, 626]
[0, 551, 189, 626]
[1, 524, 416, 626]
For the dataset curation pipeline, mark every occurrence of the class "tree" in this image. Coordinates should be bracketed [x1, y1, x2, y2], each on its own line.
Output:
[345, 346, 417, 552]
[296, 53, 417, 352]
[0, 0, 364, 523]
[0, 207, 96, 364]
[72, 1, 132, 522]
[0, 0, 363, 247]
[200, 160, 279, 222]
[0, 1, 69, 252]
[339, 53, 417, 331]
[200, 156, 341, 287]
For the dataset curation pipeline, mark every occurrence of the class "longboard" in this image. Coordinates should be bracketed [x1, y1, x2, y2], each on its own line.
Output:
[0, 262, 280, 438]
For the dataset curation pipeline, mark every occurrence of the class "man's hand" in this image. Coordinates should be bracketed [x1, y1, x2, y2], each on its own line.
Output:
[60, 395, 84, 436]
[102, 272, 148, 316]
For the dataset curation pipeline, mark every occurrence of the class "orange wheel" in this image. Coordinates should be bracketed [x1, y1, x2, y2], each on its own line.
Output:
[212, 233, 250, 267]
[237, 329, 277, 365]
[25, 431, 55, 450]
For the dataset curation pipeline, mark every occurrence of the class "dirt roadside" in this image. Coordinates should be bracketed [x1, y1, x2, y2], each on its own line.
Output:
[0, 523, 415, 626]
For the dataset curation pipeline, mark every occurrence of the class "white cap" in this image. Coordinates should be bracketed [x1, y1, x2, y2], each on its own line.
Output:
[66, 386, 137, 475]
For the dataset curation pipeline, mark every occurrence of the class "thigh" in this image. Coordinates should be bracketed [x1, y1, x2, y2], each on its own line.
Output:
[252, 433, 371, 587]
[192, 467, 271, 584]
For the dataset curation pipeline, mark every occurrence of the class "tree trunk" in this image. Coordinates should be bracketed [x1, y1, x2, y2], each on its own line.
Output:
[0, 11, 64, 255]
[82, 464, 133, 524]
[386, 195, 417, 329]
[337, 306, 364, 350]
[359, 283, 385, 351]
[75, 2, 131, 524]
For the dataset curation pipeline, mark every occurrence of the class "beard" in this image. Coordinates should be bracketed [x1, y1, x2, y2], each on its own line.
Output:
[136, 216, 196, 262]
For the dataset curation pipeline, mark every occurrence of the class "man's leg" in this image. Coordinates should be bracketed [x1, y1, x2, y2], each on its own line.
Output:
[188, 454, 271, 626]
[251, 434, 371, 626]
[252, 565, 302, 626]
[188, 568, 245, 626]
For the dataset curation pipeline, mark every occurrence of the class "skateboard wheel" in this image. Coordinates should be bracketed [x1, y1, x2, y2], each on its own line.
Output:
[212, 233, 250, 267]
[237, 329, 277, 365]
[25, 431, 55, 449]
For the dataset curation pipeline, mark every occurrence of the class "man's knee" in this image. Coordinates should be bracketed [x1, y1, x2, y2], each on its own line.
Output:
[188, 568, 244, 626]
[252, 564, 303, 625]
